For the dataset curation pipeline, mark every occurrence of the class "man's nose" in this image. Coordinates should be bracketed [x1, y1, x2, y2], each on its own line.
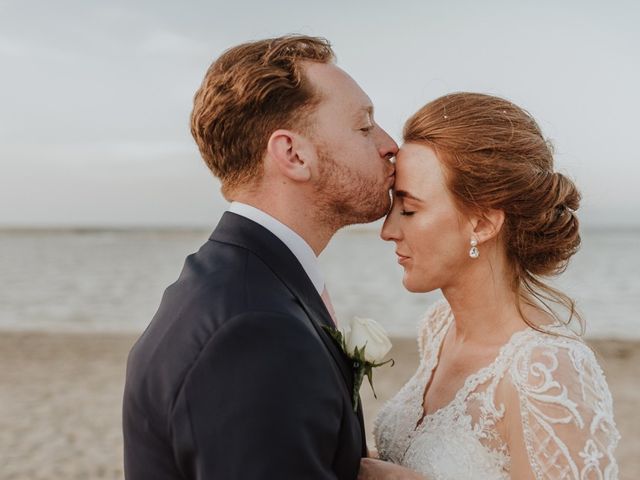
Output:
[376, 126, 399, 160]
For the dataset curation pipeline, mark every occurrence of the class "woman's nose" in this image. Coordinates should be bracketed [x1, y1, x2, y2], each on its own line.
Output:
[380, 214, 400, 242]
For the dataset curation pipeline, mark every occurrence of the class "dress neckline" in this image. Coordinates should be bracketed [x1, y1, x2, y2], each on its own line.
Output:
[414, 306, 533, 430]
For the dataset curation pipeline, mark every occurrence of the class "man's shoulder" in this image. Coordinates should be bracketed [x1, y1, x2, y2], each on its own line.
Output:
[177, 235, 289, 288]
[128, 238, 306, 375]
[125, 236, 319, 393]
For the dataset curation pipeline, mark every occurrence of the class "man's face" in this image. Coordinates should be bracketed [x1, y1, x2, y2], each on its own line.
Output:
[303, 62, 398, 227]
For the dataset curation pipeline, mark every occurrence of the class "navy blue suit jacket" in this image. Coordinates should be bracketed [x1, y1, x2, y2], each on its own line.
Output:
[123, 212, 367, 479]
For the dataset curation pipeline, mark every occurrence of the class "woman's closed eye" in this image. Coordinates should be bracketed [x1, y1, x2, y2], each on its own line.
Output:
[400, 210, 415, 216]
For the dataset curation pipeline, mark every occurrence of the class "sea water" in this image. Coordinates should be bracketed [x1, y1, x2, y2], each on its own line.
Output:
[0, 227, 638, 338]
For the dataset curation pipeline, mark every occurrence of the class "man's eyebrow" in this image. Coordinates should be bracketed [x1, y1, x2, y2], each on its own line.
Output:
[395, 190, 424, 202]
[354, 105, 374, 121]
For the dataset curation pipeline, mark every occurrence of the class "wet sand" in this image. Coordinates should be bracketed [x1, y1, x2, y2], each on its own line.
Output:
[0, 332, 636, 479]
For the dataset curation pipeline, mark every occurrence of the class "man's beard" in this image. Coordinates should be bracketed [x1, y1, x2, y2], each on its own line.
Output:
[313, 146, 391, 230]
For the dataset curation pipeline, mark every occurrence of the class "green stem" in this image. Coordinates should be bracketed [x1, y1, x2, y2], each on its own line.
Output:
[352, 364, 365, 412]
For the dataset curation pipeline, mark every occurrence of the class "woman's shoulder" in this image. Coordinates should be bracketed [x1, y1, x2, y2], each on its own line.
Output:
[502, 327, 620, 478]
[508, 327, 611, 397]
[515, 326, 595, 362]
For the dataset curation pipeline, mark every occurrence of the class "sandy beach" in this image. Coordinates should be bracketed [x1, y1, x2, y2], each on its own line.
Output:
[0, 332, 636, 480]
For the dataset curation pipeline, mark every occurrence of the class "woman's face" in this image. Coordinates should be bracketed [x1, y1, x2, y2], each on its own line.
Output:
[381, 143, 472, 293]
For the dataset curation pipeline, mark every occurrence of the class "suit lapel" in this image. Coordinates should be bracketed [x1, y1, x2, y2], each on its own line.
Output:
[210, 212, 356, 400]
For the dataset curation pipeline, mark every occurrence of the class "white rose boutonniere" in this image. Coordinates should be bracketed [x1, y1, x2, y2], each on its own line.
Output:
[324, 317, 394, 411]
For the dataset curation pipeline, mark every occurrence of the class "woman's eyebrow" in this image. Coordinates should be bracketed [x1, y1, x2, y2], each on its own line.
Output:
[395, 190, 424, 202]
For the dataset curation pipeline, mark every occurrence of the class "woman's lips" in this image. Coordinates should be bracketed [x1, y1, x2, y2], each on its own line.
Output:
[396, 252, 410, 265]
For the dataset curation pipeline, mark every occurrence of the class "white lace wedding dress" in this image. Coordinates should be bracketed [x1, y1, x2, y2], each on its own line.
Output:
[374, 300, 620, 479]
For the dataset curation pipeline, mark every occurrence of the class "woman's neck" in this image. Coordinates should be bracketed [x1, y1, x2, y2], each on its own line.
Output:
[441, 259, 527, 347]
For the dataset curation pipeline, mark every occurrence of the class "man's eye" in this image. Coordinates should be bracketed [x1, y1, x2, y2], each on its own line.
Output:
[360, 126, 373, 133]
[400, 210, 415, 216]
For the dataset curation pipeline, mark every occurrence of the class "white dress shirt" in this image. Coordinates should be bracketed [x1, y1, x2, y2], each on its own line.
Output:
[227, 202, 325, 295]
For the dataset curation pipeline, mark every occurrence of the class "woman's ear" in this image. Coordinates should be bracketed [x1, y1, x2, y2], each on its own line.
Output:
[266, 129, 312, 182]
[472, 209, 505, 244]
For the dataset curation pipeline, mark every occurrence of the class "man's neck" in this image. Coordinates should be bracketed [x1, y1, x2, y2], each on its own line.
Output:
[230, 195, 336, 256]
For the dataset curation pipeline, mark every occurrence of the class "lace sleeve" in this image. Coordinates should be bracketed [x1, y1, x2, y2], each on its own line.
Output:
[505, 337, 620, 479]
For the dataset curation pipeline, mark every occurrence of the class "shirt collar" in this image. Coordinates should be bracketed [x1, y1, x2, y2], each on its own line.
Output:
[227, 202, 325, 295]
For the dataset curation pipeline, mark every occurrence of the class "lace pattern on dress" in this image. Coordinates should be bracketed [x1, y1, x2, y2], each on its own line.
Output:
[373, 300, 620, 480]
[509, 335, 621, 479]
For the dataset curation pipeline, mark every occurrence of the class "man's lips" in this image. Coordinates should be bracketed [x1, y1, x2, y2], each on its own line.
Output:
[386, 173, 395, 186]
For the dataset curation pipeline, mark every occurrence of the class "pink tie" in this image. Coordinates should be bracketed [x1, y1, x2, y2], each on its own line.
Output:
[320, 286, 338, 327]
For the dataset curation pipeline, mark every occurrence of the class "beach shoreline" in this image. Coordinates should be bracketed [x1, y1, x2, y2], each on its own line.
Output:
[1, 331, 636, 480]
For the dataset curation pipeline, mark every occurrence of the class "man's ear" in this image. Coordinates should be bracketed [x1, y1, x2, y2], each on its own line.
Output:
[471, 209, 505, 244]
[266, 129, 312, 182]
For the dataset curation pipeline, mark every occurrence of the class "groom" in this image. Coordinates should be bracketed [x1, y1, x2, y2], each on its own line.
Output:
[122, 35, 397, 479]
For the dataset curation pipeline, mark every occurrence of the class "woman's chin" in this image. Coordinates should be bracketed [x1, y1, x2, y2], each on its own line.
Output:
[402, 276, 433, 293]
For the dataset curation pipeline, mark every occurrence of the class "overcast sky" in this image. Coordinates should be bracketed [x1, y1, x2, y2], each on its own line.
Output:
[1, 0, 638, 228]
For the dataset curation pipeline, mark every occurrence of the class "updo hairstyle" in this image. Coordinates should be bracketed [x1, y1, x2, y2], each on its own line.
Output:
[404, 92, 582, 332]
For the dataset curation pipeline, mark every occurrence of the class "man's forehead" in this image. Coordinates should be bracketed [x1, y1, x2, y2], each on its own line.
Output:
[303, 61, 349, 83]
[304, 62, 371, 106]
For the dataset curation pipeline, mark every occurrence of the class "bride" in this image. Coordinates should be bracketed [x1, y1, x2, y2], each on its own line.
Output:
[359, 93, 620, 479]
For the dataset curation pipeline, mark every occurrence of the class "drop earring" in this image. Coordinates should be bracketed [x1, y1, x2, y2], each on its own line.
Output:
[469, 238, 479, 259]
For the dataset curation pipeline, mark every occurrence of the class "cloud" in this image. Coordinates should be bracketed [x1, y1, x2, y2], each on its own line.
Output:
[0, 36, 26, 57]
[138, 31, 209, 56]
[106, 141, 198, 162]
[2, 141, 198, 165]
[0, 34, 77, 61]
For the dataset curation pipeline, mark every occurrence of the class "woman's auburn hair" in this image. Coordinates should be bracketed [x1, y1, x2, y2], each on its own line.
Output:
[190, 35, 335, 196]
[404, 92, 583, 333]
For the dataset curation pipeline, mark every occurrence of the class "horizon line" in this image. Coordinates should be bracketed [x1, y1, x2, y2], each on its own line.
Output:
[1, 224, 638, 234]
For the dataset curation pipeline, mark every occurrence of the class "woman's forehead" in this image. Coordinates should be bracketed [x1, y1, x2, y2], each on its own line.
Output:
[395, 144, 447, 194]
